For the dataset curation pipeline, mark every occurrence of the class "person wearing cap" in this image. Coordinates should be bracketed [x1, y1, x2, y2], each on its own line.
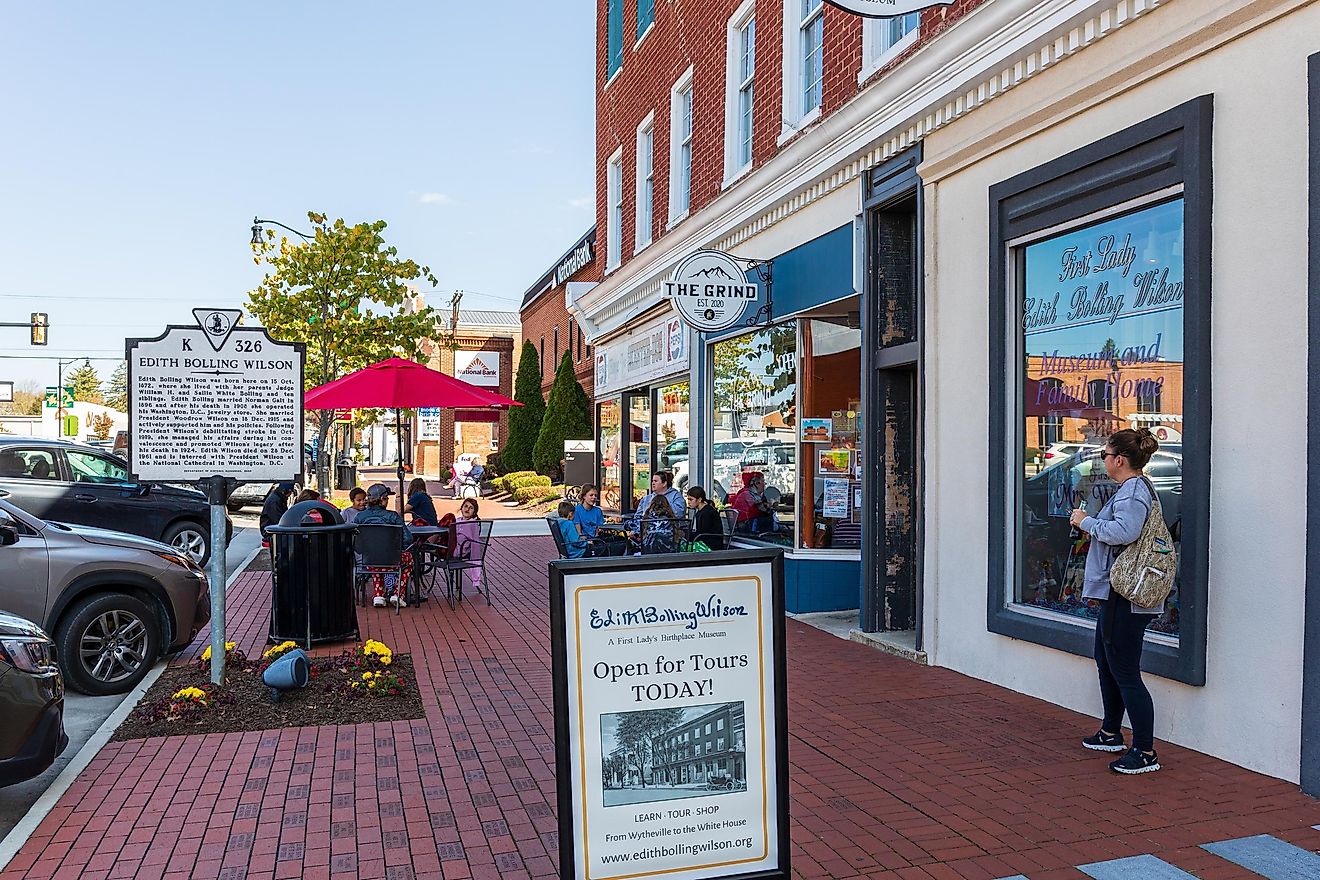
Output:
[259, 482, 297, 545]
[354, 483, 414, 607]
[731, 471, 774, 534]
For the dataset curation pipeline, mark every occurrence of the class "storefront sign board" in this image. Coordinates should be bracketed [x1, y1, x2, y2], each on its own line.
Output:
[550, 550, 789, 880]
[595, 311, 691, 398]
[456, 350, 500, 387]
[126, 310, 305, 483]
[664, 251, 758, 333]
[419, 407, 442, 441]
[824, 0, 952, 17]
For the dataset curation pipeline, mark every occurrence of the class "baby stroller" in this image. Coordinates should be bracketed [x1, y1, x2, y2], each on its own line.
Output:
[451, 453, 485, 499]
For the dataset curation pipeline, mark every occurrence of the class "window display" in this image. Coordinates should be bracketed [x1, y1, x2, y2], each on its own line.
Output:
[628, 394, 652, 509]
[598, 399, 622, 510]
[712, 325, 797, 545]
[1017, 198, 1184, 638]
[799, 317, 861, 549]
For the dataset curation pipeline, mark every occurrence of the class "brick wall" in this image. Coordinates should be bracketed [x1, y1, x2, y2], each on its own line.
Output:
[519, 238, 600, 399]
[415, 334, 515, 477]
[595, 0, 988, 272]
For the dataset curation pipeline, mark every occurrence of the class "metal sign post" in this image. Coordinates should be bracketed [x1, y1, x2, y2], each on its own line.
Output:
[127, 309, 305, 685]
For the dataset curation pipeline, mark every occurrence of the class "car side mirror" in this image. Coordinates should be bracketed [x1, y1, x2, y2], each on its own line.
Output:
[0, 525, 18, 546]
[131, 484, 151, 497]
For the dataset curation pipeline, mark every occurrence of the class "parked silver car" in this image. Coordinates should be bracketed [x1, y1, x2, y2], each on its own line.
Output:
[0, 492, 210, 695]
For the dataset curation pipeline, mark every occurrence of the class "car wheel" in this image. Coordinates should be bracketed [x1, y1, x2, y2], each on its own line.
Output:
[163, 522, 210, 566]
[55, 593, 161, 696]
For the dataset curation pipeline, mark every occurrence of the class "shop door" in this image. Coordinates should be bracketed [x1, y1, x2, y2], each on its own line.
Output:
[597, 399, 623, 511]
[626, 392, 653, 511]
[861, 157, 922, 635]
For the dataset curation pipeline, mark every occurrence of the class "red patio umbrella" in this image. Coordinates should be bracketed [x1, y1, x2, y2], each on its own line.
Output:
[304, 358, 520, 507]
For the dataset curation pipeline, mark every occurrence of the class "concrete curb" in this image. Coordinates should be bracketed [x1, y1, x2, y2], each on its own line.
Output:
[0, 541, 264, 871]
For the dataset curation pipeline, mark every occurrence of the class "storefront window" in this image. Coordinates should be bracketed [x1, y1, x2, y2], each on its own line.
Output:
[656, 382, 690, 483]
[799, 317, 862, 549]
[1018, 198, 1184, 639]
[712, 324, 796, 545]
[628, 393, 652, 509]
[598, 399, 622, 510]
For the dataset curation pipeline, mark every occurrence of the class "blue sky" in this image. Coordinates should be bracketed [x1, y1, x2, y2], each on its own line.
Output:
[0, 2, 596, 389]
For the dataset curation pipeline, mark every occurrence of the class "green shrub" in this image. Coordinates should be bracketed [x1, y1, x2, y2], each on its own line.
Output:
[533, 351, 592, 477]
[504, 341, 545, 472]
[513, 484, 561, 504]
[493, 470, 537, 494]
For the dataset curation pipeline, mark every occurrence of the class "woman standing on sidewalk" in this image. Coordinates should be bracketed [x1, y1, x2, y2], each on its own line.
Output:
[1069, 428, 1164, 775]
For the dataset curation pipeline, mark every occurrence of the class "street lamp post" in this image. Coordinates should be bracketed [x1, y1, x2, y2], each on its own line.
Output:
[250, 217, 334, 491]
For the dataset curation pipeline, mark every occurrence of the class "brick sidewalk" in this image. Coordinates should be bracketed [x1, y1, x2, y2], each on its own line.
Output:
[4, 537, 1319, 880]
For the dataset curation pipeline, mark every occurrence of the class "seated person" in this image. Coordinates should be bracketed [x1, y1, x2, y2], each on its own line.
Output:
[259, 482, 296, 545]
[731, 471, 775, 534]
[685, 486, 725, 551]
[639, 494, 681, 555]
[452, 497, 485, 591]
[555, 501, 588, 559]
[353, 483, 413, 608]
[574, 485, 606, 538]
[404, 477, 438, 526]
[342, 486, 367, 524]
[630, 471, 686, 529]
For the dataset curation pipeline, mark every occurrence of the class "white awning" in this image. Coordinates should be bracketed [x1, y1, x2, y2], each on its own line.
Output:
[1129, 413, 1183, 423]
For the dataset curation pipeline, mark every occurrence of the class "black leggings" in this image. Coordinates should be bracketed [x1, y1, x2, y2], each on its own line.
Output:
[1094, 595, 1155, 751]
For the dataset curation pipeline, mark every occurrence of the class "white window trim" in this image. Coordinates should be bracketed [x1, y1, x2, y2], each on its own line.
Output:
[634, 112, 655, 254]
[722, 0, 756, 185]
[605, 147, 624, 272]
[667, 65, 695, 226]
[635, 20, 655, 49]
[780, 0, 823, 141]
[858, 14, 921, 85]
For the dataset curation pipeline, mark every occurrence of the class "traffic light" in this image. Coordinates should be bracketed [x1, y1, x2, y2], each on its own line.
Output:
[30, 313, 48, 346]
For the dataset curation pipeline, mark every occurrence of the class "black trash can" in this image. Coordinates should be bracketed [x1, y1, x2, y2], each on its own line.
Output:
[266, 500, 359, 647]
[335, 460, 358, 491]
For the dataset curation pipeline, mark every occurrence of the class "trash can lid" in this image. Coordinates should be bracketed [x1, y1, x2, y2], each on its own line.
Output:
[269, 500, 350, 531]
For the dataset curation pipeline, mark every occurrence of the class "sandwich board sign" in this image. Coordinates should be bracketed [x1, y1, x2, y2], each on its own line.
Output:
[126, 309, 305, 687]
[549, 549, 789, 880]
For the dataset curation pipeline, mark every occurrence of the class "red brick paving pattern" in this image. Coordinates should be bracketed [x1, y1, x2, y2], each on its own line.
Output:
[4, 535, 1319, 880]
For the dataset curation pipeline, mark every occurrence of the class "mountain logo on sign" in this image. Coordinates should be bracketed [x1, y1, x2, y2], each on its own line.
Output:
[693, 265, 736, 280]
[191, 308, 243, 352]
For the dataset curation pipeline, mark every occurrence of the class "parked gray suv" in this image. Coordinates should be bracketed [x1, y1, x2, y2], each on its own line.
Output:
[0, 492, 210, 695]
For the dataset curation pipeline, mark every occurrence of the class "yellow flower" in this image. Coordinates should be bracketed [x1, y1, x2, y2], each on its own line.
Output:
[362, 672, 374, 680]
[368, 681, 377, 689]
[171, 686, 207, 704]
[379, 655, 392, 666]
[200, 642, 236, 661]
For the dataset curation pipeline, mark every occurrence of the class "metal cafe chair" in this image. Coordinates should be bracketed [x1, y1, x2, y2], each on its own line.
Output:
[408, 525, 451, 603]
[440, 519, 494, 608]
[692, 508, 739, 551]
[353, 524, 407, 615]
[639, 516, 684, 555]
[546, 516, 608, 559]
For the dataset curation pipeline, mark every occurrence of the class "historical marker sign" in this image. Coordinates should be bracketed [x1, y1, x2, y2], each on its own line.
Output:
[126, 310, 305, 482]
[550, 550, 789, 880]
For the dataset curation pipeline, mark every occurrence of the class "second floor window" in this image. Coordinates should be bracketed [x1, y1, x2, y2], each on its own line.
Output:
[725, 7, 756, 179]
[606, 150, 624, 270]
[864, 12, 919, 68]
[670, 70, 694, 222]
[799, 0, 823, 116]
[636, 117, 654, 251]
[636, 0, 654, 41]
[607, 0, 623, 80]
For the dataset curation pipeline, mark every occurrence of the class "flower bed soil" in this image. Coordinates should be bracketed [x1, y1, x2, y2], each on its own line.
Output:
[112, 653, 424, 741]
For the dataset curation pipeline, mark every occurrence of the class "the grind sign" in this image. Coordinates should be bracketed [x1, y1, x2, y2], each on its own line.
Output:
[825, 0, 952, 17]
[664, 250, 758, 333]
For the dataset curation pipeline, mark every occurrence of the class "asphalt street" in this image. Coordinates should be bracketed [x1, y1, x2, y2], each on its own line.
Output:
[0, 510, 263, 842]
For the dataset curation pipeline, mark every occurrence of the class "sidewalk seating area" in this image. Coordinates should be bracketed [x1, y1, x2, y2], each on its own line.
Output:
[5, 535, 1320, 880]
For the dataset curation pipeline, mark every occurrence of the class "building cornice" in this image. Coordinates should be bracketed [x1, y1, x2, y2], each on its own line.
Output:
[579, 0, 1169, 341]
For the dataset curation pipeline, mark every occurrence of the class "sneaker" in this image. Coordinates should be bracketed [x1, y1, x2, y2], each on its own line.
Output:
[1109, 748, 1160, 775]
[1083, 730, 1126, 752]
[389, 595, 407, 608]
[373, 596, 387, 608]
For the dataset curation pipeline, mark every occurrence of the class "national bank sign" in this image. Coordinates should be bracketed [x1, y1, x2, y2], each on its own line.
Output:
[825, 0, 952, 15]
[663, 250, 758, 333]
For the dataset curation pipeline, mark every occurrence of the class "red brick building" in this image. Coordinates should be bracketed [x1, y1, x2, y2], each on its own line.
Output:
[519, 226, 598, 398]
[593, 0, 986, 273]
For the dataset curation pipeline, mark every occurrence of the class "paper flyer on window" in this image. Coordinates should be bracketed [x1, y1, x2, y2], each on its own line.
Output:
[555, 556, 785, 880]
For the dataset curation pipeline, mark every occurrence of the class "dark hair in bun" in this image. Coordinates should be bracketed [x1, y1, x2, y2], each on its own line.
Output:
[1106, 427, 1159, 469]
